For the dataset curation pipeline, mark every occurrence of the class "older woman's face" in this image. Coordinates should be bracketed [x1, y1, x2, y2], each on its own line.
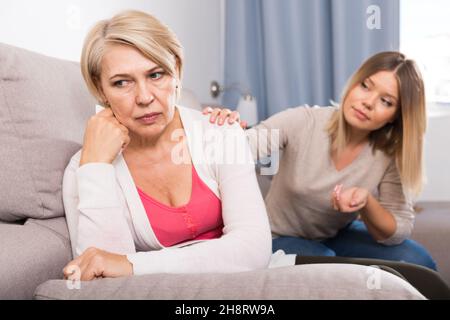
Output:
[343, 71, 399, 133]
[99, 44, 178, 138]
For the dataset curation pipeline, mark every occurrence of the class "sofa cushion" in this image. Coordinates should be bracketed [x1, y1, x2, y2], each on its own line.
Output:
[34, 263, 424, 300]
[0, 217, 72, 299]
[0, 43, 94, 221]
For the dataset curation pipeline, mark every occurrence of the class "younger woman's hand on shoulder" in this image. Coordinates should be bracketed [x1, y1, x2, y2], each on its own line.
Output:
[331, 185, 369, 213]
[80, 108, 130, 166]
[202, 106, 247, 129]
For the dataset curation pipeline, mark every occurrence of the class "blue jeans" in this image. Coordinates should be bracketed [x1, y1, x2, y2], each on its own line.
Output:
[272, 220, 437, 270]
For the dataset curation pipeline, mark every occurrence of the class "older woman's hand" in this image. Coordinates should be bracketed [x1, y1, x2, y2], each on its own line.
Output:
[63, 247, 133, 282]
[80, 108, 130, 166]
[202, 107, 247, 129]
[331, 184, 369, 213]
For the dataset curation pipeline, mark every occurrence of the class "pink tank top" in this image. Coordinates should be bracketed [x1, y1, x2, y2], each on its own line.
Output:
[137, 165, 223, 247]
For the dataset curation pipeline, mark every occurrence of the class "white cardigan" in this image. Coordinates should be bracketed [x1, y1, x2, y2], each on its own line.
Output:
[62, 105, 273, 275]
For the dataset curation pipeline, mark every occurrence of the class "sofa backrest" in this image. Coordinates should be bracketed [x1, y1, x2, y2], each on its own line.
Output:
[0, 43, 95, 222]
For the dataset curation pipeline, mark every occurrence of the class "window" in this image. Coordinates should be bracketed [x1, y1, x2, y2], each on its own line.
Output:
[400, 0, 450, 104]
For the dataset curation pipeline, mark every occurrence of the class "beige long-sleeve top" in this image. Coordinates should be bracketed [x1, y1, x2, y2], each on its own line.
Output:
[247, 105, 415, 246]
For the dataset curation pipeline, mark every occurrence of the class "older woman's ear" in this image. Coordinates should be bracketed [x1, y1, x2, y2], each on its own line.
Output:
[175, 57, 183, 82]
[96, 82, 109, 107]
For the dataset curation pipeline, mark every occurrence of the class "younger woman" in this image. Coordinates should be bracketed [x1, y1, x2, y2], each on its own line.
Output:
[206, 51, 436, 270]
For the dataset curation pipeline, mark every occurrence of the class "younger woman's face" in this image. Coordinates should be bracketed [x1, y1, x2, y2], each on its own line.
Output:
[343, 71, 400, 133]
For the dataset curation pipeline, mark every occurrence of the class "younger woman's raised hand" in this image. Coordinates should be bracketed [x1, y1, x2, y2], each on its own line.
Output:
[331, 185, 369, 213]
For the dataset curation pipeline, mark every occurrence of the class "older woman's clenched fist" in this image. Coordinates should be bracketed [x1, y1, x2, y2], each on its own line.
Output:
[79, 108, 130, 166]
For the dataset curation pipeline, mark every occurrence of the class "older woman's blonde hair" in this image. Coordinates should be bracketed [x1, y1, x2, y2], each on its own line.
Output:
[80, 10, 184, 105]
[327, 51, 426, 197]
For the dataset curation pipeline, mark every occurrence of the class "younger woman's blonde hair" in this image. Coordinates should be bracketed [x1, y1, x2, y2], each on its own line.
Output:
[327, 51, 426, 197]
[80, 10, 184, 105]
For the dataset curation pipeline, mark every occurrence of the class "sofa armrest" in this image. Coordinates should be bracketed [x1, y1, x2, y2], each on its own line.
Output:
[0, 217, 72, 299]
[35, 263, 424, 300]
[411, 202, 450, 286]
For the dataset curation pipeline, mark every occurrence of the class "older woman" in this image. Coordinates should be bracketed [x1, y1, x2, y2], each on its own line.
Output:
[62, 10, 272, 281]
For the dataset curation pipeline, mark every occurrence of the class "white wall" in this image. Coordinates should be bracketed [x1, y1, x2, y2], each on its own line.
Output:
[400, 0, 450, 202]
[0, 0, 222, 104]
[419, 105, 450, 202]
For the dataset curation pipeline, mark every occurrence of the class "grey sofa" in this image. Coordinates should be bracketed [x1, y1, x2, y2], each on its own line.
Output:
[0, 43, 444, 300]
